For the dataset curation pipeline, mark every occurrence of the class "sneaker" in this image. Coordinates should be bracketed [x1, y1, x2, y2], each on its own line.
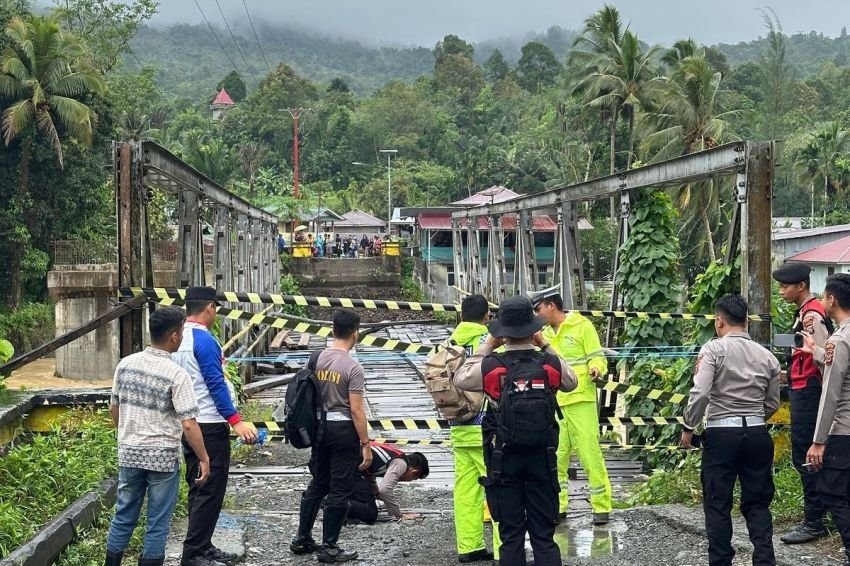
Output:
[316, 545, 358, 563]
[204, 546, 238, 564]
[290, 537, 321, 555]
[593, 512, 610, 526]
[180, 557, 226, 566]
[458, 548, 494, 563]
[780, 522, 828, 544]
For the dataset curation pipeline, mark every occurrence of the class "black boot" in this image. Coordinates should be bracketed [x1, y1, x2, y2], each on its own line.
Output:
[780, 521, 828, 544]
[138, 558, 165, 566]
[316, 506, 357, 563]
[104, 550, 124, 566]
[291, 494, 324, 554]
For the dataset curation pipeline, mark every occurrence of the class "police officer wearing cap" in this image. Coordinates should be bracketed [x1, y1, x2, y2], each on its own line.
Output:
[528, 285, 612, 525]
[773, 263, 834, 544]
[681, 294, 780, 566]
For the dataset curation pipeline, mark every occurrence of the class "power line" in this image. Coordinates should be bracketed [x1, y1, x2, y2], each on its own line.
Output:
[193, 0, 241, 77]
[242, 0, 272, 72]
[214, 0, 257, 81]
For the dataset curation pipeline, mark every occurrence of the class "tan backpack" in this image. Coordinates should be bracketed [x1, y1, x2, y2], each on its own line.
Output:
[424, 340, 485, 422]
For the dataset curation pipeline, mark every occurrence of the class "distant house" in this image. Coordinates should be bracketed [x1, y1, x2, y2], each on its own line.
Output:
[272, 207, 345, 236]
[210, 89, 235, 120]
[786, 234, 850, 294]
[773, 224, 850, 263]
[335, 209, 386, 238]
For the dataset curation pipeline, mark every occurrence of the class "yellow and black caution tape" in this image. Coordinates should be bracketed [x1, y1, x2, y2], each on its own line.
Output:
[235, 432, 685, 451]
[119, 287, 770, 321]
[132, 291, 435, 355]
[120, 287, 462, 313]
[595, 378, 688, 405]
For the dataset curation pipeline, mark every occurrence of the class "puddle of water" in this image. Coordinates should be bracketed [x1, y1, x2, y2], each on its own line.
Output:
[517, 517, 627, 559]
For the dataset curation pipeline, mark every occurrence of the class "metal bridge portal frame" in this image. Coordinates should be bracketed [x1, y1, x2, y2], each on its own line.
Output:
[115, 141, 280, 358]
[450, 141, 774, 346]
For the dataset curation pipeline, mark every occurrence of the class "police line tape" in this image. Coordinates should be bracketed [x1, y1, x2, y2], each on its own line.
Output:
[125, 291, 714, 407]
[231, 432, 688, 452]
[118, 287, 771, 321]
[248, 416, 689, 431]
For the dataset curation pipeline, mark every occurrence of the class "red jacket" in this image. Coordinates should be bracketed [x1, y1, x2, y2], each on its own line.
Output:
[789, 297, 831, 389]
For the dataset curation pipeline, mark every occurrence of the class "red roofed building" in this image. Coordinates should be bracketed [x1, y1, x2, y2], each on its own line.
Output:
[787, 233, 850, 293]
[210, 88, 236, 120]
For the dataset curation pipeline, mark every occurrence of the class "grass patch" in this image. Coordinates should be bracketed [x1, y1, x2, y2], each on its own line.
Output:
[239, 400, 276, 423]
[0, 409, 116, 557]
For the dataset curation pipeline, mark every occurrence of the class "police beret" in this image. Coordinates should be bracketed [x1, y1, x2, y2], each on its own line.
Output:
[527, 284, 562, 307]
[772, 263, 811, 284]
[185, 286, 220, 304]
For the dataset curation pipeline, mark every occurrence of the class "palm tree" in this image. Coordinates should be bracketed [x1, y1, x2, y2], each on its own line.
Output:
[794, 121, 850, 218]
[661, 39, 699, 69]
[640, 55, 746, 261]
[573, 31, 660, 171]
[239, 141, 269, 200]
[569, 5, 626, 176]
[0, 14, 105, 307]
[179, 130, 237, 185]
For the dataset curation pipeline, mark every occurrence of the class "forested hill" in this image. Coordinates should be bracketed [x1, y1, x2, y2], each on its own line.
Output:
[129, 21, 850, 99]
[715, 29, 850, 73]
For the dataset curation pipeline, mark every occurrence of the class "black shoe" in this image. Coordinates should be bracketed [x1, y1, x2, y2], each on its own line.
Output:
[316, 545, 358, 563]
[593, 512, 610, 525]
[291, 537, 322, 555]
[104, 550, 124, 566]
[204, 547, 238, 564]
[180, 557, 226, 566]
[780, 522, 828, 544]
[138, 559, 165, 566]
[458, 548, 494, 563]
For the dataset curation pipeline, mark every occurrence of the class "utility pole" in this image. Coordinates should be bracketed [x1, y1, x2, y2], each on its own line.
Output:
[282, 108, 309, 198]
[379, 149, 398, 230]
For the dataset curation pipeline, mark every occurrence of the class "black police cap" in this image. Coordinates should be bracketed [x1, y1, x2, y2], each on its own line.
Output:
[185, 286, 220, 304]
[772, 263, 811, 284]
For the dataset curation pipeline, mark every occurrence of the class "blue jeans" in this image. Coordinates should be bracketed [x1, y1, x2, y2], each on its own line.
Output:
[107, 463, 181, 559]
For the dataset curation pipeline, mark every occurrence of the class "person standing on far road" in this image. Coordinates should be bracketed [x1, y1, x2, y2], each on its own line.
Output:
[290, 309, 372, 563]
[174, 286, 258, 566]
[105, 307, 210, 566]
[803, 274, 850, 566]
[681, 294, 780, 566]
[773, 263, 833, 545]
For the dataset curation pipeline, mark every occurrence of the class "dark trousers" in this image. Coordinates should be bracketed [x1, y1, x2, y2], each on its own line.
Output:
[817, 435, 850, 549]
[297, 421, 360, 546]
[701, 426, 775, 566]
[182, 422, 230, 560]
[790, 379, 826, 525]
[347, 474, 379, 524]
[484, 443, 561, 566]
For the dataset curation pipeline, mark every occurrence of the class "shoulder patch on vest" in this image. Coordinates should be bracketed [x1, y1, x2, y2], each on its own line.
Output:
[803, 315, 816, 334]
[825, 342, 836, 366]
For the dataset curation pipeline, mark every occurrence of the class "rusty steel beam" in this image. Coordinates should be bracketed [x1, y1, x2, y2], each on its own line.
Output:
[453, 142, 747, 218]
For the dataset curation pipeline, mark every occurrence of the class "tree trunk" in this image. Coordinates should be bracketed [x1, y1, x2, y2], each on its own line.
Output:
[609, 112, 618, 219]
[7, 139, 33, 309]
[626, 110, 635, 170]
[701, 207, 717, 262]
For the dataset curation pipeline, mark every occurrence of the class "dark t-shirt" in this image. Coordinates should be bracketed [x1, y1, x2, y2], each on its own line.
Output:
[314, 348, 366, 418]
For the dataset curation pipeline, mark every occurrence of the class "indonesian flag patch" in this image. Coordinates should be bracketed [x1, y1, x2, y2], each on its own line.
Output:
[825, 343, 836, 366]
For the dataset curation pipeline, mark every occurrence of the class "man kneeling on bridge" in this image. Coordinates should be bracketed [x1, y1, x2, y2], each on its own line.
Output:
[681, 294, 780, 566]
[347, 442, 430, 524]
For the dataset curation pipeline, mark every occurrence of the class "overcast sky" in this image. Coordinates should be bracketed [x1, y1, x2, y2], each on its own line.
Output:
[149, 0, 850, 47]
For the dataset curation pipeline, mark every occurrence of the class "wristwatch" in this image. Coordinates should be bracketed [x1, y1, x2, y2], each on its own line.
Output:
[360, 439, 370, 446]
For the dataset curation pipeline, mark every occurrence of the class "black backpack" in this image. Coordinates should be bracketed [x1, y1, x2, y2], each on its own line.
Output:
[493, 351, 560, 448]
[283, 350, 324, 449]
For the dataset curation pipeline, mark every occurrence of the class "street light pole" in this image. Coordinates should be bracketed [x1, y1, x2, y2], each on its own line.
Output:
[379, 149, 398, 232]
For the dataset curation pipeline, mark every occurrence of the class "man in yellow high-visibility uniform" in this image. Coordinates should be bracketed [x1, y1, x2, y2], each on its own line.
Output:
[448, 294, 501, 563]
[530, 286, 612, 525]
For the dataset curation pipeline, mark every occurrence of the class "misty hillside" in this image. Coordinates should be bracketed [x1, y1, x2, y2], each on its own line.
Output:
[128, 22, 850, 100]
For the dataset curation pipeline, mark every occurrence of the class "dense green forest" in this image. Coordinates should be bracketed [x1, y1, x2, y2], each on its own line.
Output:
[3, 0, 850, 315]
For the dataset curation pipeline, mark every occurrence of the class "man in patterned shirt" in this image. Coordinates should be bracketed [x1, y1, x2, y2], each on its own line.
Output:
[105, 307, 210, 566]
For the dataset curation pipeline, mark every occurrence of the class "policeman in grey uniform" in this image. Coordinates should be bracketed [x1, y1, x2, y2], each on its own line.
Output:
[681, 294, 780, 566]
[803, 273, 850, 566]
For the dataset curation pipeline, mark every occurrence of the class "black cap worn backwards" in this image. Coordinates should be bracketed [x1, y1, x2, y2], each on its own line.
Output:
[772, 263, 811, 284]
[185, 286, 220, 304]
[487, 296, 546, 339]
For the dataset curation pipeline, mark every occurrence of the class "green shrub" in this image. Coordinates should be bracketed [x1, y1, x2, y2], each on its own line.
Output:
[0, 303, 54, 354]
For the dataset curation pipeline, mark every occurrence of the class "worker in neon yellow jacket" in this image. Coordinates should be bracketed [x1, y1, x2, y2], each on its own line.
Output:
[529, 285, 612, 525]
[448, 294, 501, 563]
